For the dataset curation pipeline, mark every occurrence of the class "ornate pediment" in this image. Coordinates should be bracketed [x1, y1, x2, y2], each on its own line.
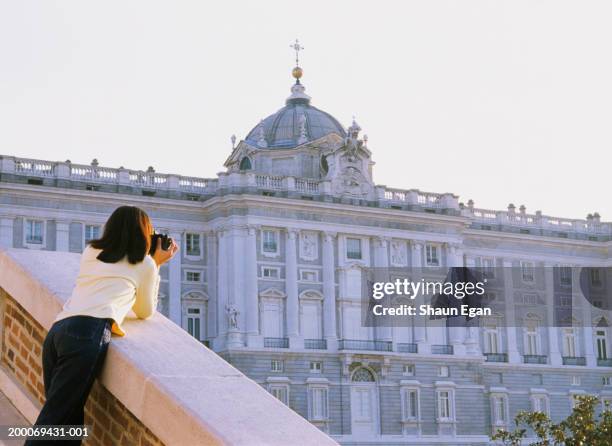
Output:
[259, 287, 287, 299]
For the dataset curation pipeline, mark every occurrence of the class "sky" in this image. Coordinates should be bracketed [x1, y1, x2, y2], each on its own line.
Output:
[1, 1, 610, 221]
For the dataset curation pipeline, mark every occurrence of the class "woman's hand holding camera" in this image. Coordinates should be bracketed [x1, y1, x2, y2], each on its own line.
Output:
[152, 237, 179, 267]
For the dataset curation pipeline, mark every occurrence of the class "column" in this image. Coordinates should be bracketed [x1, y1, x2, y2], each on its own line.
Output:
[168, 231, 183, 325]
[503, 260, 521, 363]
[0, 216, 14, 248]
[577, 265, 596, 367]
[373, 237, 392, 343]
[217, 229, 229, 344]
[246, 225, 261, 347]
[447, 243, 466, 355]
[227, 226, 246, 348]
[464, 256, 481, 355]
[323, 232, 338, 350]
[545, 263, 562, 366]
[55, 220, 70, 252]
[411, 242, 430, 354]
[206, 231, 217, 340]
[285, 229, 300, 345]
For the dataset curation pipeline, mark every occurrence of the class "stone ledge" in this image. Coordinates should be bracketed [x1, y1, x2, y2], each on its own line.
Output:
[0, 248, 337, 446]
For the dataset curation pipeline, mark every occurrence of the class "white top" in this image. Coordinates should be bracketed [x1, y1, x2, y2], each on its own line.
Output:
[54, 244, 160, 336]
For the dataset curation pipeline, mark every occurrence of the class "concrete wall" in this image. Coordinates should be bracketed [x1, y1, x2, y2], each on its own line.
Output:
[0, 248, 338, 446]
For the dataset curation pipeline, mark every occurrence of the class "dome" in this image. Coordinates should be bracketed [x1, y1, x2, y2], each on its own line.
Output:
[245, 80, 347, 149]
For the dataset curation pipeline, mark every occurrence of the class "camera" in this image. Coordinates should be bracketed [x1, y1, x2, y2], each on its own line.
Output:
[150, 232, 173, 255]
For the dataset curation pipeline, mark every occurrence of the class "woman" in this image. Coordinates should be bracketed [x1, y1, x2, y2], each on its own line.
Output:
[24, 206, 178, 445]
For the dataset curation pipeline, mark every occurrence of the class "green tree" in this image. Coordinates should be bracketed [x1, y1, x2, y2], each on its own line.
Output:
[492, 395, 612, 446]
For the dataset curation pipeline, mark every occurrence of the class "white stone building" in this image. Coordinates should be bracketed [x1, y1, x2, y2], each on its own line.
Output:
[1, 65, 611, 445]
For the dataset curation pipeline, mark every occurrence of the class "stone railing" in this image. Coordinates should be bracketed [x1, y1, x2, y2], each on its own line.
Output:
[1, 155, 219, 194]
[0, 248, 337, 446]
[462, 202, 612, 235]
[3, 155, 611, 233]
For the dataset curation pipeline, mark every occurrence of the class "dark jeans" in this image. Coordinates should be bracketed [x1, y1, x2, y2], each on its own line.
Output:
[24, 315, 112, 445]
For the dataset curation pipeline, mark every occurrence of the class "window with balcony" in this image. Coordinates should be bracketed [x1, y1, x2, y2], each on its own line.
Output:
[484, 324, 500, 354]
[524, 321, 540, 356]
[596, 329, 608, 360]
[563, 328, 577, 358]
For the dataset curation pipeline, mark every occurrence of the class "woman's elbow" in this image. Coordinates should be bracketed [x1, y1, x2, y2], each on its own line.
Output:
[134, 308, 156, 320]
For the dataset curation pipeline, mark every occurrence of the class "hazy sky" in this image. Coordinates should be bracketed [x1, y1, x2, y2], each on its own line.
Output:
[1, 1, 610, 221]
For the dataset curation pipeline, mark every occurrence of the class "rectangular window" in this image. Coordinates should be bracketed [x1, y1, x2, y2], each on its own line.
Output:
[520, 293, 538, 305]
[484, 326, 499, 354]
[403, 364, 415, 376]
[438, 365, 450, 377]
[525, 324, 539, 355]
[185, 270, 202, 282]
[596, 330, 608, 360]
[186, 308, 201, 340]
[590, 269, 602, 287]
[563, 328, 577, 357]
[309, 361, 322, 373]
[437, 390, 452, 420]
[84, 224, 101, 243]
[262, 230, 279, 254]
[532, 395, 548, 415]
[308, 387, 328, 420]
[270, 360, 283, 372]
[269, 385, 288, 405]
[300, 270, 318, 282]
[25, 219, 44, 245]
[571, 375, 581, 386]
[346, 237, 362, 260]
[426, 244, 439, 266]
[521, 261, 535, 282]
[402, 389, 419, 420]
[559, 267, 572, 285]
[602, 376, 612, 386]
[185, 233, 201, 257]
[492, 395, 508, 425]
[262, 267, 280, 279]
[476, 257, 495, 278]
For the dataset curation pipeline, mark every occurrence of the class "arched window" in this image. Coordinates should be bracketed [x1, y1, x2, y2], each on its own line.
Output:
[239, 157, 252, 170]
[320, 155, 329, 176]
[352, 367, 375, 382]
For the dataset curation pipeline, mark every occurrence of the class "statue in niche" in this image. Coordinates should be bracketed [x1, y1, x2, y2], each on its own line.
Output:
[391, 241, 407, 266]
[300, 232, 317, 260]
[225, 304, 239, 330]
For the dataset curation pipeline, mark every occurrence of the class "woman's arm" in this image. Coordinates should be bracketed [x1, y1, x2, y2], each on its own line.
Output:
[132, 258, 161, 319]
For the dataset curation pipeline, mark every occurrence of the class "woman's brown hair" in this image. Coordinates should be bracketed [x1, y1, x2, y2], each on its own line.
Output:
[90, 206, 153, 264]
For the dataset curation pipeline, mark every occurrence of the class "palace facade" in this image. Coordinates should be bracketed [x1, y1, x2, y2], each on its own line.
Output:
[1, 66, 611, 445]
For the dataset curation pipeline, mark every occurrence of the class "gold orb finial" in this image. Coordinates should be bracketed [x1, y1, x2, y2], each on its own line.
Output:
[292, 66, 303, 80]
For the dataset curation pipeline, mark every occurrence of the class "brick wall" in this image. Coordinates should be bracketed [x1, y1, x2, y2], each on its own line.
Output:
[0, 287, 164, 446]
